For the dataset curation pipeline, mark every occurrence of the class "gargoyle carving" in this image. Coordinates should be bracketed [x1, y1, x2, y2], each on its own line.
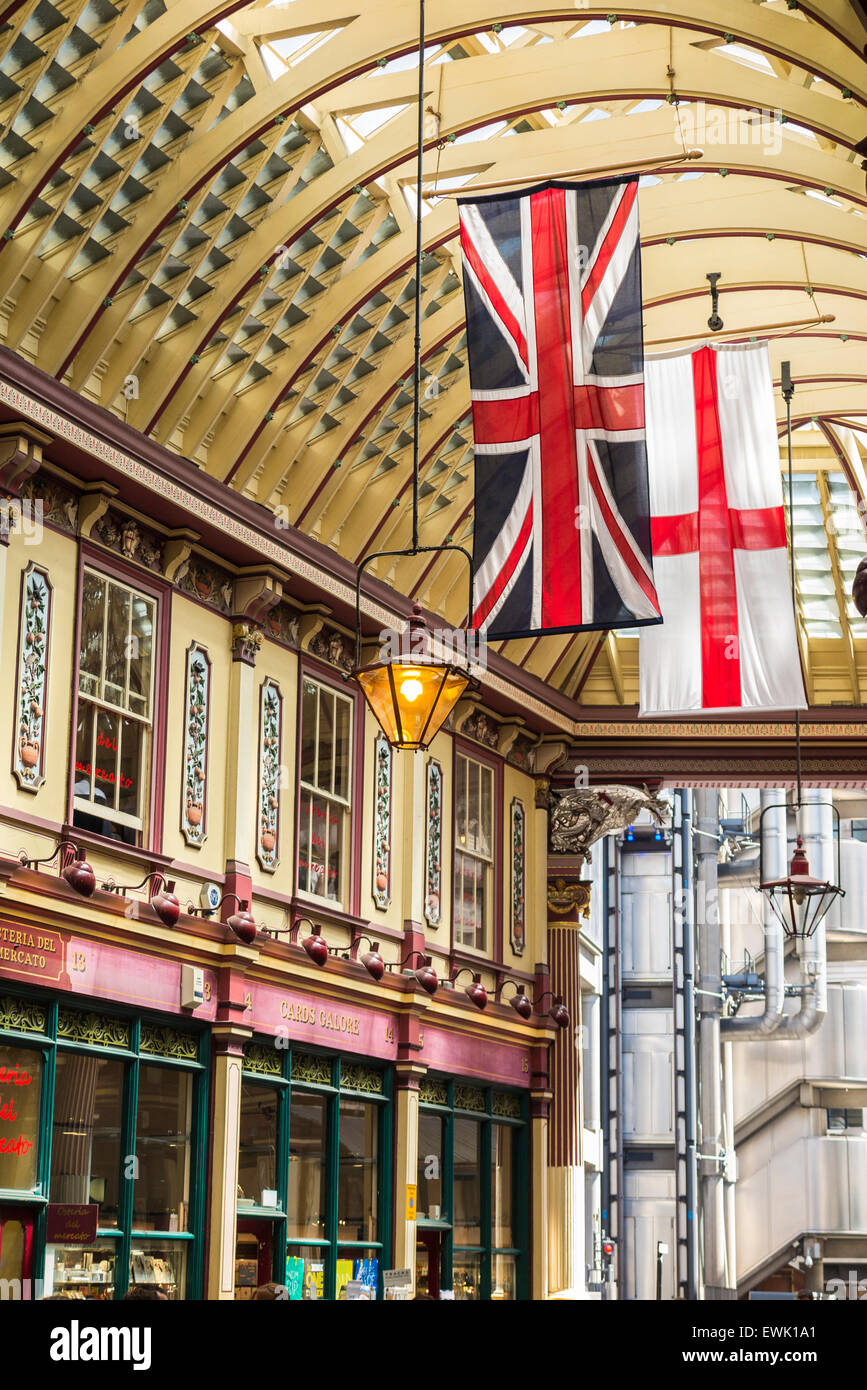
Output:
[549, 785, 669, 860]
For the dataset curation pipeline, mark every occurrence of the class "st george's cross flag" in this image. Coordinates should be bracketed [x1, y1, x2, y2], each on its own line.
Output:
[639, 341, 807, 717]
[459, 177, 661, 639]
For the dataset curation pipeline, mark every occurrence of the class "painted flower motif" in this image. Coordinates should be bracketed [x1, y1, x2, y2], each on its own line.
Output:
[183, 648, 209, 845]
[258, 681, 281, 870]
[372, 734, 391, 909]
[424, 760, 442, 927]
[15, 569, 50, 789]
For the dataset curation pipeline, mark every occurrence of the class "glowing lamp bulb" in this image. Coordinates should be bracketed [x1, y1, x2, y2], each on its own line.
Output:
[399, 675, 424, 703]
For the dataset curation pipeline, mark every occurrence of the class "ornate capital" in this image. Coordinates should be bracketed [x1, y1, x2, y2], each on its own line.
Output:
[547, 876, 591, 920]
[231, 622, 263, 665]
[534, 776, 551, 810]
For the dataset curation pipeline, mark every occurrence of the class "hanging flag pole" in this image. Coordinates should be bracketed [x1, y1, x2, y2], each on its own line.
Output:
[781, 360, 803, 803]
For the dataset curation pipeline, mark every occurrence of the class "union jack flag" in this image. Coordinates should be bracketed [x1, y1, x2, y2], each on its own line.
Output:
[459, 176, 662, 639]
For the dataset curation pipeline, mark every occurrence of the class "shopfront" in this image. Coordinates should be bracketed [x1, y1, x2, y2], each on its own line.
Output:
[415, 1075, 529, 1301]
[235, 1042, 392, 1300]
[0, 990, 208, 1299]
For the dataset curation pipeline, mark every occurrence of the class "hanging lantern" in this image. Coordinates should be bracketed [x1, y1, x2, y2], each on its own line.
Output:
[759, 835, 843, 938]
[352, 605, 472, 751]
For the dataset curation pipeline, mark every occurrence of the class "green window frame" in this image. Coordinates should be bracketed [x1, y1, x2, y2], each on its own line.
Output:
[417, 1077, 528, 1301]
[240, 1043, 392, 1299]
[0, 991, 208, 1299]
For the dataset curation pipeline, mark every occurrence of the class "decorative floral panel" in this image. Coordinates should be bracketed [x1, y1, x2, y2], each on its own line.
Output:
[0, 996, 47, 1034]
[341, 1063, 385, 1095]
[454, 1084, 486, 1113]
[257, 679, 282, 872]
[140, 1025, 199, 1060]
[510, 798, 526, 956]
[424, 759, 442, 927]
[291, 1052, 332, 1086]
[13, 564, 51, 792]
[243, 1042, 283, 1077]
[372, 734, 392, 910]
[492, 1090, 522, 1120]
[419, 1077, 449, 1106]
[57, 1009, 130, 1050]
[181, 643, 210, 847]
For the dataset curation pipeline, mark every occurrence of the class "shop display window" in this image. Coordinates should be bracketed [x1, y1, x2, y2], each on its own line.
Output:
[51, 1243, 117, 1300]
[51, 1052, 122, 1224]
[0, 1010, 205, 1299]
[287, 1092, 327, 1239]
[0, 1046, 42, 1192]
[453, 1250, 481, 1300]
[238, 1082, 279, 1209]
[129, 1238, 187, 1300]
[337, 1099, 378, 1243]
[418, 1081, 527, 1300]
[453, 1116, 481, 1245]
[284, 1244, 327, 1300]
[133, 1064, 192, 1232]
[416, 1112, 444, 1221]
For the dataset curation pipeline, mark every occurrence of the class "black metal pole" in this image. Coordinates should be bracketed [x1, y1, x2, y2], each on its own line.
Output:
[412, 0, 425, 555]
[656, 1245, 664, 1301]
[781, 360, 802, 806]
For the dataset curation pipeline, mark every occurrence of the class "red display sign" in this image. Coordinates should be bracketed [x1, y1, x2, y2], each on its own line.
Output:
[45, 1203, 99, 1245]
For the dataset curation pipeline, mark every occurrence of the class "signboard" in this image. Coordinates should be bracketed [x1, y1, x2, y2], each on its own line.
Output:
[406, 1184, 417, 1221]
[46, 1204, 98, 1245]
[383, 1268, 412, 1288]
[0, 925, 64, 983]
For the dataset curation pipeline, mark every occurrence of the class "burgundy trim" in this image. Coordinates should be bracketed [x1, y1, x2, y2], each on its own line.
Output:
[450, 736, 504, 965]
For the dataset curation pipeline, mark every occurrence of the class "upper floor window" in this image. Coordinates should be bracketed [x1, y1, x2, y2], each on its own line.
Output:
[74, 569, 155, 845]
[297, 678, 352, 904]
[454, 753, 494, 951]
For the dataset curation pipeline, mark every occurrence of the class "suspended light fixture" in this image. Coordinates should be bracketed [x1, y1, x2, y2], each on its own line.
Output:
[534, 992, 571, 1030]
[755, 363, 845, 939]
[349, 0, 476, 750]
[759, 834, 843, 940]
[354, 604, 474, 751]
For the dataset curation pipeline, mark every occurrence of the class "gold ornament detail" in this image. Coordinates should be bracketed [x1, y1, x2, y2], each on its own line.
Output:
[547, 877, 592, 918]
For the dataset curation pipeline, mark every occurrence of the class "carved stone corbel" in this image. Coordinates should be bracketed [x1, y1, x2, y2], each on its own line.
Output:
[163, 528, 200, 583]
[78, 482, 119, 538]
[232, 566, 284, 624]
[0, 422, 52, 495]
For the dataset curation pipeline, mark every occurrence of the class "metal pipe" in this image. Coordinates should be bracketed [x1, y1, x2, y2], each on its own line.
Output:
[695, 788, 726, 1295]
[721, 791, 786, 1040]
[679, 790, 699, 1301]
[774, 789, 830, 1040]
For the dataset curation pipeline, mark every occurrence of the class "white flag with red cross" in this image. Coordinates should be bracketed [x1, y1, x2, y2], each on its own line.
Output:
[639, 341, 807, 717]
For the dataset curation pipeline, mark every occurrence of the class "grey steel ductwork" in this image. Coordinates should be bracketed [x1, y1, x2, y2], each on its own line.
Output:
[720, 790, 785, 1041]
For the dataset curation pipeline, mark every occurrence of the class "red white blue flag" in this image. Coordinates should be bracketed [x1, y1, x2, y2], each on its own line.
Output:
[459, 176, 661, 639]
